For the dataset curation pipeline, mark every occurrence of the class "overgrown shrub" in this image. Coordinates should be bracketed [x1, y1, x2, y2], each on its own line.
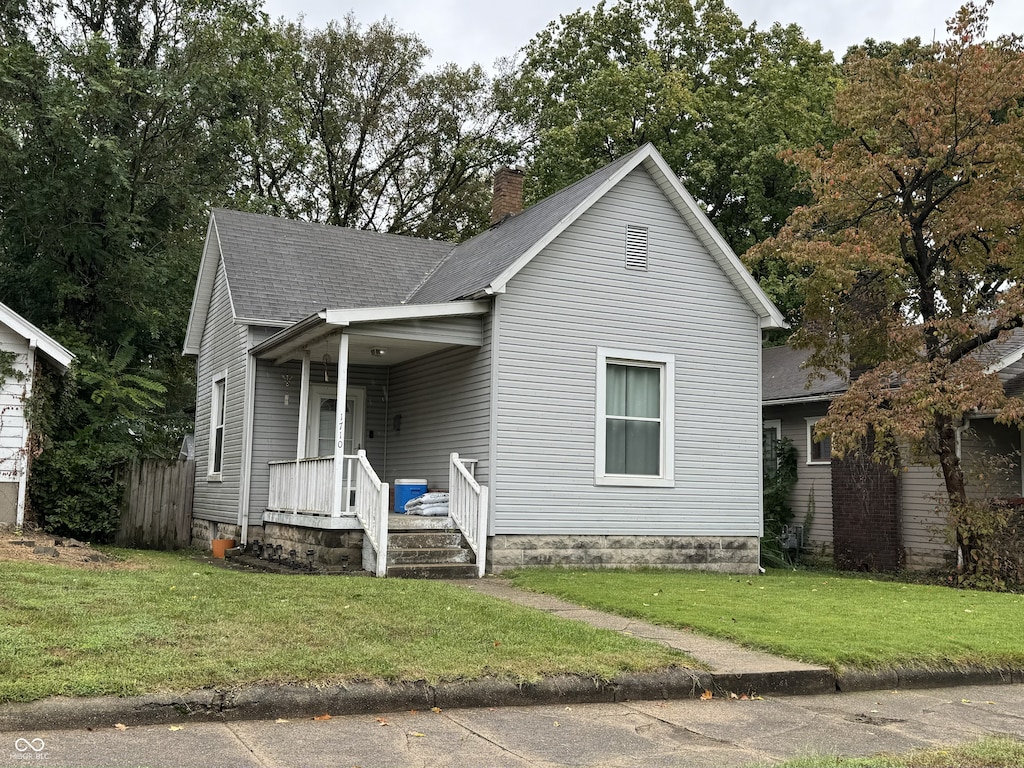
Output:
[948, 499, 1024, 591]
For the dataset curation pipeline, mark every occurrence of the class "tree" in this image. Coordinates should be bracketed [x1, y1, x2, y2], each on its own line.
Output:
[747, 1, 1024, 573]
[506, 0, 839, 259]
[229, 16, 520, 241]
[0, 0, 273, 536]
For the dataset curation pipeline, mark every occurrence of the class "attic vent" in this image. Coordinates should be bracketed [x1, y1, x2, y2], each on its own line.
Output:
[625, 225, 649, 271]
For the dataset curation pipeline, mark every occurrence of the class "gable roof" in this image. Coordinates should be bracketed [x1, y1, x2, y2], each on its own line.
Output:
[0, 301, 74, 372]
[184, 144, 786, 355]
[183, 210, 453, 354]
[410, 144, 786, 330]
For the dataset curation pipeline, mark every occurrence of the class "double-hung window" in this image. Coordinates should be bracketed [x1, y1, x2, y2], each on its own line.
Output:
[209, 375, 226, 479]
[596, 349, 675, 487]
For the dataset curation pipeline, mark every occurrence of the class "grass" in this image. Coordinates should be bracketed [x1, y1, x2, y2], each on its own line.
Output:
[755, 737, 1024, 768]
[503, 568, 1024, 672]
[0, 550, 689, 703]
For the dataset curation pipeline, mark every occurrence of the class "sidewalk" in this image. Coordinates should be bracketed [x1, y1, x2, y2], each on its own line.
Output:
[1, 578, 1021, 734]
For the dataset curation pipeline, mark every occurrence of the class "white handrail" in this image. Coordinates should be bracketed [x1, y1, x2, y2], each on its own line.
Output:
[449, 452, 488, 577]
[349, 450, 389, 577]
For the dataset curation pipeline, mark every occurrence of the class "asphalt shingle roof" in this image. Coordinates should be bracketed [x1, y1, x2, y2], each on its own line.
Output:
[211, 209, 453, 325]
[762, 345, 847, 403]
[409, 148, 645, 304]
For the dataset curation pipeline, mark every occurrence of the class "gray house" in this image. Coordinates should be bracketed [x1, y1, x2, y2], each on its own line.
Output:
[0, 301, 74, 526]
[184, 143, 785, 576]
[763, 338, 1024, 570]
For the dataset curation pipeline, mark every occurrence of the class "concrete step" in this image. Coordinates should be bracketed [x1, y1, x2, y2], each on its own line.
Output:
[387, 547, 472, 565]
[387, 562, 480, 579]
[388, 531, 464, 549]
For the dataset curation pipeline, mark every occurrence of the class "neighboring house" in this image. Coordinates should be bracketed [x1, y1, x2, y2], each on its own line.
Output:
[184, 143, 786, 577]
[762, 338, 1024, 570]
[0, 302, 74, 526]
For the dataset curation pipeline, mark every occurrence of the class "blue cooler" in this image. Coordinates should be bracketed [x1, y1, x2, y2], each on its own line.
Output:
[394, 479, 427, 512]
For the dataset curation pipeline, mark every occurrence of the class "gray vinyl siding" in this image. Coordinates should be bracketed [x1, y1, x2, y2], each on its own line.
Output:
[193, 259, 248, 525]
[763, 402, 833, 552]
[764, 401, 953, 568]
[492, 166, 763, 536]
[385, 324, 492, 490]
[247, 361, 389, 523]
[0, 327, 30, 481]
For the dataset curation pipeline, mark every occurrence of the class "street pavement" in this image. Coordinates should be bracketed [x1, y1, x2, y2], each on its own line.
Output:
[2, 683, 1023, 767]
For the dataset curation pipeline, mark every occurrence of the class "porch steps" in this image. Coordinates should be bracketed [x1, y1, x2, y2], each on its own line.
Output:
[385, 528, 478, 579]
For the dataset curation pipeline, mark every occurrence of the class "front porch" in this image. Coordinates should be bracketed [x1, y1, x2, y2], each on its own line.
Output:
[248, 303, 492, 577]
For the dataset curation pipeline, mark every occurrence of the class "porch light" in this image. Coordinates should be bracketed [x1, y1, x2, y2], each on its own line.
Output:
[370, 347, 387, 357]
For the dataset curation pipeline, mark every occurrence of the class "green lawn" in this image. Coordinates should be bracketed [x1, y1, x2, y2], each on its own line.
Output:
[754, 737, 1024, 768]
[0, 551, 688, 703]
[504, 568, 1024, 672]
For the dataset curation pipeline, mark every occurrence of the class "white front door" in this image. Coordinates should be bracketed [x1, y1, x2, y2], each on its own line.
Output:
[306, 385, 365, 459]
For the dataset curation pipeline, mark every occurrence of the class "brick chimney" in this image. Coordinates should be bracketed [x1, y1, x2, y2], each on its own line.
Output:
[490, 167, 524, 226]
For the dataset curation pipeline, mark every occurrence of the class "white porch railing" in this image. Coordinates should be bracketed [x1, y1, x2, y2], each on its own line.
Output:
[268, 457, 334, 514]
[351, 450, 389, 577]
[449, 452, 489, 577]
[268, 452, 389, 577]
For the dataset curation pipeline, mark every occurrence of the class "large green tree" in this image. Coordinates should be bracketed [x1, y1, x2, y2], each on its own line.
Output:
[748, 1, 1024, 573]
[506, 0, 839, 262]
[229, 16, 520, 241]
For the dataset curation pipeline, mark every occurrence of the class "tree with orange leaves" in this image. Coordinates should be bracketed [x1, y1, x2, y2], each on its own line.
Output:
[748, 1, 1024, 572]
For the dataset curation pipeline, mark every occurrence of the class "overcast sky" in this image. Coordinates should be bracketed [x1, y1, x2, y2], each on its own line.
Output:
[260, 0, 1024, 69]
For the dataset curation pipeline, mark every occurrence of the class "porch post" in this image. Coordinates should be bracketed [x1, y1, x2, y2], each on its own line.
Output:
[331, 332, 350, 517]
[294, 350, 311, 514]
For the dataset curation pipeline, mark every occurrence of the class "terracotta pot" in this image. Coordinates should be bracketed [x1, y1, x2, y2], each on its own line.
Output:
[211, 538, 236, 559]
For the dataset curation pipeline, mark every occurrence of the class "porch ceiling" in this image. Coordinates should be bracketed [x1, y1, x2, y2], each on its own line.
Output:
[252, 307, 486, 366]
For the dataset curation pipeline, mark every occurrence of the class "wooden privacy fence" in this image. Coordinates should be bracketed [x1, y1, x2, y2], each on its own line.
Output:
[116, 459, 195, 550]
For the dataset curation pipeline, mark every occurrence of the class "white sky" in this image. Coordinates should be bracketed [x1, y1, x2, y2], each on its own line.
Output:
[260, 0, 1024, 69]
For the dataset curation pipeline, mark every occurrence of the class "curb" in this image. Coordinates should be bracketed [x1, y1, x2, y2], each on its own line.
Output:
[3, 667, 1023, 732]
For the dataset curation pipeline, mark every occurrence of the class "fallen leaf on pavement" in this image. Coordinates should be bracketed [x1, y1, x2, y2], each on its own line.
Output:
[376, 717, 390, 726]
[431, 707, 442, 714]
[408, 732, 425, 737]
[169, 726, 183, 732]
[275, 719, 289, 724]
[114, 723, 128, 731]
[314, 714, 332, 721]
[700, 690, 713, 701]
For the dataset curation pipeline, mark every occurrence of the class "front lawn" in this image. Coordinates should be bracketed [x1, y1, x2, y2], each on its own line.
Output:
[504, 568, 1024, 672]
[0, 551, 688, 703]
[755, 737, 1024, 768]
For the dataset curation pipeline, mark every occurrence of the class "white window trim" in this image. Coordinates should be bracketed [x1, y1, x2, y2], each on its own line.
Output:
[763, 419, 782, 469]
[805, 416, 831, 465]
[595, 348, 675, 487]
[208, 371, 227, 481]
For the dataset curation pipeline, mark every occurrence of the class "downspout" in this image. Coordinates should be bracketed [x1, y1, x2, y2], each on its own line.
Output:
[237, 337, 256, 545]
[756, 327, 765, 574]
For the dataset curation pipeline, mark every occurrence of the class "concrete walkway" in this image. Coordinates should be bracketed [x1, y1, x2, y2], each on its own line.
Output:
[456, 578, 828, 674]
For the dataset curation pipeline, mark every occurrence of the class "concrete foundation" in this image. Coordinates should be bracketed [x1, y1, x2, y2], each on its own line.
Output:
[190, 518, 242, 551]
[257, 522, 364, 570]
[487, 534, 760, 574]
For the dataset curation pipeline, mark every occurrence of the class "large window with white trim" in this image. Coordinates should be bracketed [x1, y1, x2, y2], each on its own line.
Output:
[596, 349, 675, 487]
[209, 375, 226, 478]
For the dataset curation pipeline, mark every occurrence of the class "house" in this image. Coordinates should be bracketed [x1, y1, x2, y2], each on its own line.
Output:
[0, 302, 74, 526]
[183, 143, 786, 576]
[762, 338, 1024, 570]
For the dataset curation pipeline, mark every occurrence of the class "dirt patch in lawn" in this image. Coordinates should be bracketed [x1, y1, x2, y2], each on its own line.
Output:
[0, 526, 136, 570]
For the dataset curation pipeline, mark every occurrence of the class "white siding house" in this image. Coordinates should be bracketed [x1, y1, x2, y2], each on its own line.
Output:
[184, 144, 785, 576]
[0, 302, 74, 525]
